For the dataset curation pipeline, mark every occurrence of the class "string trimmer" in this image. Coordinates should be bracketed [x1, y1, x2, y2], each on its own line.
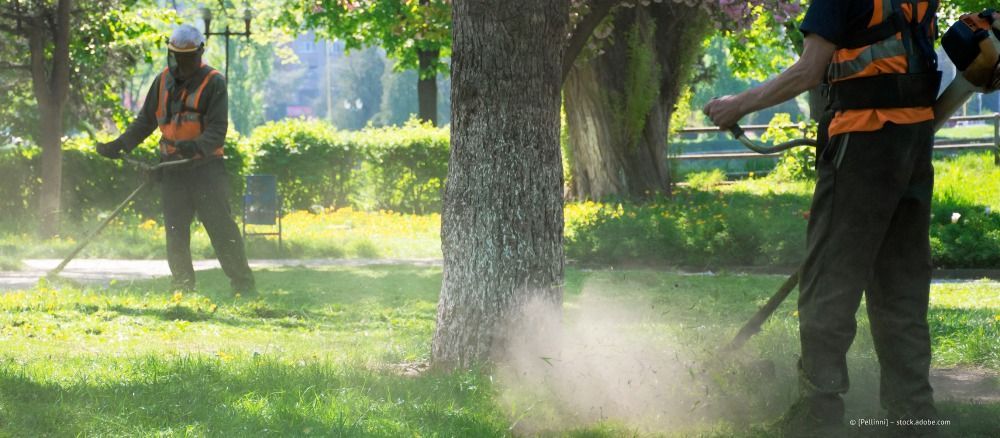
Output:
[721, 9, 1000, 353]
[720, 129, 812, 353]
[46, 156, 192, 278]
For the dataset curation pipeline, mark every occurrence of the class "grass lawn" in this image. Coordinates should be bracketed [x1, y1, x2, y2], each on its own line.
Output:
[0, 266, 996, 436]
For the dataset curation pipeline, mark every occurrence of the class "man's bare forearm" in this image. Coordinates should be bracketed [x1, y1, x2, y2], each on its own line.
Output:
[704, 34, 835, 128]
[734, 62, 823, 116]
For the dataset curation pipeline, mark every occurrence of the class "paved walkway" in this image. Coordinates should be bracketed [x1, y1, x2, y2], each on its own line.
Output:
[0, 258, 442, 290]
[2, 259, 997, 291]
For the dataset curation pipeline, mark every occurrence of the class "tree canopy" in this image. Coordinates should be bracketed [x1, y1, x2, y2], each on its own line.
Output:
[0, 0, 165, 143]
[279, 0, 451, 78]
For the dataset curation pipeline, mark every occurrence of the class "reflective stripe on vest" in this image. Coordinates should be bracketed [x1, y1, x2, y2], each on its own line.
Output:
[826, 0, 936, 137]
[154, 67, 223, 159]
[827, 0, 931, 83]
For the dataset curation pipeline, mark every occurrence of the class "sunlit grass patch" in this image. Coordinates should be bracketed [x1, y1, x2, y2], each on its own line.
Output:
[0, 265, 996, 435]
[930, 281, 1000, 369]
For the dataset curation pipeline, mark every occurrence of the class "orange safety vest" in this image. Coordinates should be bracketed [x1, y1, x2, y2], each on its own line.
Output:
[154, 66, 224, 159]
[826, 0, 938, 138]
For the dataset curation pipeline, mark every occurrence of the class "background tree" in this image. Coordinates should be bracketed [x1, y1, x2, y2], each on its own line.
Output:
[373, 57, 452, 126]
[281, 0, 451, 126]
[564, 0, 805, 199]
[0, 0, 161, 236]
[564, 1, 707, 199]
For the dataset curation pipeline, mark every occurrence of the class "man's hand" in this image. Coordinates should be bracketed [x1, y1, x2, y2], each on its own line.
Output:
[702, 34, 834, 131]
[96, 139, 126, 159]
[703, 95, 745, 129]
[175, 140, 199, 158]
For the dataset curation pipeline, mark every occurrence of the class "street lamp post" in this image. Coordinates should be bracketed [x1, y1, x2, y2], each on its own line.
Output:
[200, 7, 253, 78]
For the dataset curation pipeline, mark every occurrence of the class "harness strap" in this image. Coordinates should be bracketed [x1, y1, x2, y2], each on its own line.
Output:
[840, 9, 907, 49]
[828, 0, 939, 110]
[828, 72, 941, 110]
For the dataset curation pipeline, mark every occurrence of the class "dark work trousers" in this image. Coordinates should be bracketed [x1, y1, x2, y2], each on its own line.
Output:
[161, 159, 255, 292]
[797, 120, 936, 421]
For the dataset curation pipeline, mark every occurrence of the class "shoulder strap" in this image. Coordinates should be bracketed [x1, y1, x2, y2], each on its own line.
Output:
[182, 66, 217, 111]
[192, 69, 221, 110]
[913, 0, 939, 71]
[155, 68, 170, 123]
[840, 5, 908, 49]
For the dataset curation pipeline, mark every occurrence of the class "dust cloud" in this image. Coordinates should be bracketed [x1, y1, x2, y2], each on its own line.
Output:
[497, 280, 772, 435]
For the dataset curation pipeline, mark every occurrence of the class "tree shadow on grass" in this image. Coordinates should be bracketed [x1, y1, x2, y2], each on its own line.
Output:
[0, 355, 506, 437]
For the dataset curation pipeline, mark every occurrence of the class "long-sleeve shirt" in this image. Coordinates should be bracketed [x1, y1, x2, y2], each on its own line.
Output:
[116, 67, 228, 156]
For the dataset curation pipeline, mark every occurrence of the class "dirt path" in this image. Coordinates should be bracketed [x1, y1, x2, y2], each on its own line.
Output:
[931, 367, 1000, 404]
[0, 258, 442, 291]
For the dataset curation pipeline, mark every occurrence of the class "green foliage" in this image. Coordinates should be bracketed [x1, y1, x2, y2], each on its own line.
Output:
[762, 113, 817, 181]
[566, 152, 1000, 270]
[0, 133, 250, 229]
[725, 9, 798, 81]
[564, 184, 812, 267]
[768, 146, 816, 181]
[351, 119, 450, 213]
[669, 87, 694, 137]
[281, 0, 451, 77]
[249, 118, 360, 210]
[0, 2, 166, 142]
[622, 15, 661, 150]
[0, 145, 37, 220]
[684, 169, 727, 191]
[248, 118, 448, 213]
[930, 153, 1000, 268]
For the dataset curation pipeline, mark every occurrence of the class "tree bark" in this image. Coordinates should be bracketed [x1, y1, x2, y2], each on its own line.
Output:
[417, 48, 439, 126]
[433, 0, 568, 368]
[564, 3, 706, 199]
[31, 0, 73, 237]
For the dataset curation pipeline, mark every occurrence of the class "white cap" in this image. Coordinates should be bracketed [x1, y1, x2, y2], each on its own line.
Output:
[168, 24, 205, 52]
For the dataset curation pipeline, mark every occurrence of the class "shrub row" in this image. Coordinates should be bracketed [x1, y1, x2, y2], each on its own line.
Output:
[564, 187, 811, 268]
[0, 119, 448, 225]
[248, 119, 449, 213]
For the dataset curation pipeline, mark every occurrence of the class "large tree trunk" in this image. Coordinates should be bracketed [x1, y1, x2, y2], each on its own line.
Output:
[31, 0, 73, 237]
[433, 0, 568, 368]
[565, 3, 706, 199]
[417, 48, 439, 126]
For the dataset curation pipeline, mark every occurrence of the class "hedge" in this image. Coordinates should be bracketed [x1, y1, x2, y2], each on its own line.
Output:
[0, 118, 448, 227]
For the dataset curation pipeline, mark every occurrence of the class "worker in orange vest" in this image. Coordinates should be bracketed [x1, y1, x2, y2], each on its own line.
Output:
[97, 24, 255, 296]
[705, 1, 941, 436]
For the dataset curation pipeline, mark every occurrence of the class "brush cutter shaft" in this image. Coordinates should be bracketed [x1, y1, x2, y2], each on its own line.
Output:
[724, 271, 799, 352]
[48, 182, 149, 276]
[728, 125, 818, 155]
[47, 158, 193, 277]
